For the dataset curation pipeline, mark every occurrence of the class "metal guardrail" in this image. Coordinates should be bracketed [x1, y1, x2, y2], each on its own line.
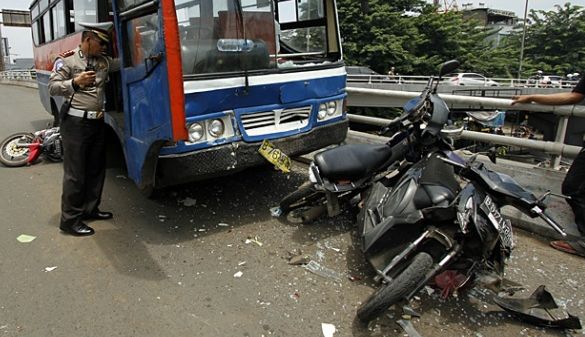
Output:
[0, 69, 37, 81]
[346, 74, 579, 89]
[346, 88, 583, 165]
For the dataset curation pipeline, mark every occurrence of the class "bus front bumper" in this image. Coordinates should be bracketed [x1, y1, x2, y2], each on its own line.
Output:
[155, 118, 349, 188]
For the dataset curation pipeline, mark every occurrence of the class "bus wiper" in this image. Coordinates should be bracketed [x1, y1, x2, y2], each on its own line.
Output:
[234, 0, 249, 95]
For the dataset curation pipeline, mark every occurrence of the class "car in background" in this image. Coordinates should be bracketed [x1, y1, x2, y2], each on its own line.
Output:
[345, 66, 387, 83]
[444, 73, 499, 86]
[525, 75, 564, 88]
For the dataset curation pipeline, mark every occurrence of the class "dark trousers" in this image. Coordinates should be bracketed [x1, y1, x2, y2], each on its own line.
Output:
[60, 116, 107, 227]
[562, 147, 585, 239]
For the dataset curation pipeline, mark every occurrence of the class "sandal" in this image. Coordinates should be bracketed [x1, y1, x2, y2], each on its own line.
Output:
[550, 240, 585, 258]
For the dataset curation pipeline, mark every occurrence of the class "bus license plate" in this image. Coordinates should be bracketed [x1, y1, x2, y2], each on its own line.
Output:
[258, 139, 291, 173]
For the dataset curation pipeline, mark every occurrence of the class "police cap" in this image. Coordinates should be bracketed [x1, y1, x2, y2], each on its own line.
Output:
[79, 22, 114, 43]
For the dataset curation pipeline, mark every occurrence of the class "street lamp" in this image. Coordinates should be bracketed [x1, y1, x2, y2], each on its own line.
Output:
[518, 0, 529, 80]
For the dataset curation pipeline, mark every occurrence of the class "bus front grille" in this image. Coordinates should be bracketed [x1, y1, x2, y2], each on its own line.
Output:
[240, 106, 311, 136]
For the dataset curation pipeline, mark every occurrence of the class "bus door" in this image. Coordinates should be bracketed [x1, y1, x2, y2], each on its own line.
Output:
[114, 0, 186, 189]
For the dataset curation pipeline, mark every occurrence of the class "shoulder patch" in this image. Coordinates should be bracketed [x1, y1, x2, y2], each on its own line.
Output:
[52, 59, 65, 72]
[59, 50, 75, 58]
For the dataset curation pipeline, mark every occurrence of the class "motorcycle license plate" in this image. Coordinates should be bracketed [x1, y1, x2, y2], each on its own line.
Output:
[258, 139, 291, 173]
[480, 195, 514, 248]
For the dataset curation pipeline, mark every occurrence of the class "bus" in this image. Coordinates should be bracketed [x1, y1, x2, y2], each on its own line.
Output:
[29, 0, 348, 195]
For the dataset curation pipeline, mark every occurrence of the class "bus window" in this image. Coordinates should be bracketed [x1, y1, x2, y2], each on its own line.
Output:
[277, 0, 326, 58]
[73, 0, 97, 29]
[177, 0, 276, 75]
[125, 14, 159, 68]
[52, 1, 67, 39]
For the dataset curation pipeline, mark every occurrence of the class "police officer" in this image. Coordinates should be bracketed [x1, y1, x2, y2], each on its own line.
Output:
[49, 22, 121, 236]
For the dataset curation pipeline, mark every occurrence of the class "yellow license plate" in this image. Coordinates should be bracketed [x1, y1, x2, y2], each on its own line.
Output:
[258, 139, 291, 173]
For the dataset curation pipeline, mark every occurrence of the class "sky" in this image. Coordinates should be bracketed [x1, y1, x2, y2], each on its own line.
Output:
[1, 0, 585, 61]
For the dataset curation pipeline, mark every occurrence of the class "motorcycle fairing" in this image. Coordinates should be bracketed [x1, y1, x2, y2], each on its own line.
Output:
[473, 166, 541, 213]
[422, 93, 450, 138]
[494, 285, 582, 330]
[26, 141, 43, 165]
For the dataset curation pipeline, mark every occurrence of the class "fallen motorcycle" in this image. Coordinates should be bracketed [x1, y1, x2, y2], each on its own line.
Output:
[277, 93, 424, 223]
[0, 126, 62, 167]
[355, 60, 568, 322]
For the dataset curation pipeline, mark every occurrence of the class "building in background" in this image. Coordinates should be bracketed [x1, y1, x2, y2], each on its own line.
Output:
[461, 2, 518, 47]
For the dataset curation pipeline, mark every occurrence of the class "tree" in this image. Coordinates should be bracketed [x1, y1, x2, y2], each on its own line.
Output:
[505, 3, 585, 78]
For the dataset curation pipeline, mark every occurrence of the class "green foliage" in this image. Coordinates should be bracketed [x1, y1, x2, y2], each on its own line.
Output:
[506, 3, 585, 78]
[337, 0, 585, 79]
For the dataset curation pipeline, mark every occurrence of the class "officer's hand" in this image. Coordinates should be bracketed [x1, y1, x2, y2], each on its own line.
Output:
[75, 71, 96, 87]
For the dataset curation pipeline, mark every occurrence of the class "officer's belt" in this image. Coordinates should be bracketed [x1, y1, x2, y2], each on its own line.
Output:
[68, 107, 104, 119]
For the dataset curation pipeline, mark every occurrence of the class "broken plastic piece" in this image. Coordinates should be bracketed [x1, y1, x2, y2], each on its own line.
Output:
[321, 323, 336, 337]
[17, 234, 36, 243]
[493, 285, 582, 330]
[270, 206, 282, 217]
[397, 319, 422, 337]
[304, 260, 342, 280]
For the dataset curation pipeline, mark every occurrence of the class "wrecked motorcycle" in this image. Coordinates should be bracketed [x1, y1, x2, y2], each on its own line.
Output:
[355, 60, 568, 322]
[0, 126, 62, 167]
[278, 95, 420, 222]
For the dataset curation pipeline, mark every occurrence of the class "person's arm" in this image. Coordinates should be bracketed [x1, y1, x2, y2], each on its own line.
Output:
[511, 92, 585, 106]
[48, 58, 75, 97]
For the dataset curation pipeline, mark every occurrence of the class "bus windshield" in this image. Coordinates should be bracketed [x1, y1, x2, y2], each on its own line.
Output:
[175, 0, 333, 76]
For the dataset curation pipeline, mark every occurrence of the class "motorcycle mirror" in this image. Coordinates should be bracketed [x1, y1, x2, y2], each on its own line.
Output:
[439, 60, 460, 79]
[487, 147, 497, 164]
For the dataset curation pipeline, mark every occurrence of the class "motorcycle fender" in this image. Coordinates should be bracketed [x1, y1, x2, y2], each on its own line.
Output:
[361, 210, 425, 253]
[26, 142, 42, 165]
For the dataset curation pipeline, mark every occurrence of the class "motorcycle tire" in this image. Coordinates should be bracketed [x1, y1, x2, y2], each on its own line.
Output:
[279, 182, 323, 213]
[0, 132, 35, 167]
[357, 252, 433, 323]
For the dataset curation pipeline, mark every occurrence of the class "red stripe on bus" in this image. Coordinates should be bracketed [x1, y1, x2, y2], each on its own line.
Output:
[161, 0, 187, 141]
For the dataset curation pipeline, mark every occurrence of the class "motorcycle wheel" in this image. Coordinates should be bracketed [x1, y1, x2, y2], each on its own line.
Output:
[0, 132, 35, 167]
[279, 182, 323, 213]
[357, 252, 433, 323]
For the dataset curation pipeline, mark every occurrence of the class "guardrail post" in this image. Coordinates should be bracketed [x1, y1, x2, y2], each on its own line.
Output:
[552, 116, 569, 168]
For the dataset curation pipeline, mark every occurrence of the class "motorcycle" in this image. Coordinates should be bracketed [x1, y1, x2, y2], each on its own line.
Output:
[0, 126, 63, 167]
[277, 93, 429, 223]
[355, 60, 568, 322]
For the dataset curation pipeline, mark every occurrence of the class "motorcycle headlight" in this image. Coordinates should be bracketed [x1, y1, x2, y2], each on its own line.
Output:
[318, 103, 328, 120]
[188, 123, 205, 142]
[208, 119, 225, 138]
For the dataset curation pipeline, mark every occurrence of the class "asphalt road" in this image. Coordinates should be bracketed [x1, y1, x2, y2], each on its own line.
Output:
[0, 84, 584, 337]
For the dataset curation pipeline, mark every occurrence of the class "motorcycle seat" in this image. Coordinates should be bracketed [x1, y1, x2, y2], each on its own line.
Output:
[314, 144, 393, 181]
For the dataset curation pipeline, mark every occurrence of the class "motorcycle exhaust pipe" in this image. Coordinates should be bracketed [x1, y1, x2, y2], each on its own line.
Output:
[301, 205, 327, 223]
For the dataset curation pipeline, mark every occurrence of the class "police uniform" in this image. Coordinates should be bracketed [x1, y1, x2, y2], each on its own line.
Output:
[48, 22, 121, 236]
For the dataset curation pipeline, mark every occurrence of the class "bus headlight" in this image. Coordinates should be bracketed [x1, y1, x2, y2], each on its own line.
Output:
[327, 101, 337, 116]
[208, 119, 225, 138]
[188, 123, 205, 142]
[318, 103, 328, 120]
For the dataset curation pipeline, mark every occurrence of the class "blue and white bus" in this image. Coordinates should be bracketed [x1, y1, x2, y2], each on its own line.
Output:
[30, 0, 348, 194]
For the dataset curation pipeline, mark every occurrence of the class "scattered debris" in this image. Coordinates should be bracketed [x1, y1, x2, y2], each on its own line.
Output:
[270, 206, 282, 217]
[403, 305, 421, 318]
[44, 266, 57, 272]
[493, 285, 582, 329]
[17, 235, 36, 243]
[180, 197, 197, 207]
[304, 260, 342, 280]
[321, 323, 336, 337]
[245, 235, 263, 246]
[234, 271, 243, 278]
[397, 319, 422, 337]
[218, 222, 229, 227]
[289, 254, 310, 265]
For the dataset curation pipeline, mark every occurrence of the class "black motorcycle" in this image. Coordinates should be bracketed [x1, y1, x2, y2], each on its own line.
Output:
[355, 60, 568, 322]
[0, 126, 62, 167]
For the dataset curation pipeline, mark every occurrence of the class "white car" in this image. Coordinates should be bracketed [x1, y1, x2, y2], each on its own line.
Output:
[445, 73, 499, 86]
